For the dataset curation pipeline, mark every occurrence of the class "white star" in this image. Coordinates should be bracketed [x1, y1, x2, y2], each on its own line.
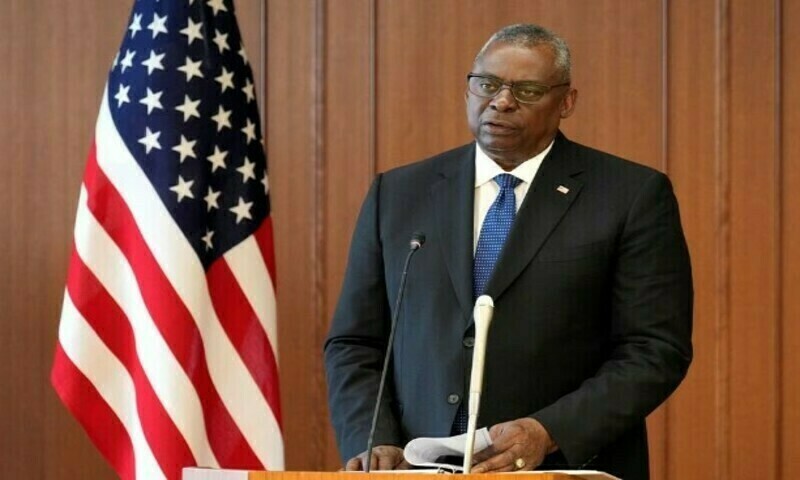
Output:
[215, 67, 235, 92]
[147, 12, 168, 38]
[177, 56, 204, 81]
[241, 118, 257, 143]
[141, 50, 166, 75]
[211, 106, 232, 131]
[171, 135, 197, 163]
[237, 157, 257, 182]
[238, 43, 249, 64]
[169, 175, 195, 202]
[114, 84, 131, 107]
[202, 229, 214, 251]
[212, 29, 230, 53]
[207, 146, 228, 172]
[207, 0, 228, 15]
[242, 78, 255, 102]
[128, 13, 143, 38]
[175, 95, 201, 121]
[139, 87, 164, 114]
[229, 197, 254, 224]
[179, 17, 203, 45]
[262, 174, 270, 195]
[120, 49, 136, 73]
[204, 187, 221, 211]
[138, 127, 161, 153]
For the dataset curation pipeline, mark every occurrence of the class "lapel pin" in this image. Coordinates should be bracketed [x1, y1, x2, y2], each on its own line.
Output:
[556, 185, 570, 195]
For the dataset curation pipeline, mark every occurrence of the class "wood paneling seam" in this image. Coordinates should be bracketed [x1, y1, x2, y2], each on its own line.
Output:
[369, 0, 376, 179]
[661, 0, 670, 176]
[773, 0, 784, 478]
[259, 0, 266, 127]
[660, 1, 670, 477]
[311, 0, 328, 468]
[714, 0, 732, 478]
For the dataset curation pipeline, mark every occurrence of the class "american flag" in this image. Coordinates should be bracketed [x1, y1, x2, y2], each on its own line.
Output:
[50, 1, 283, 478]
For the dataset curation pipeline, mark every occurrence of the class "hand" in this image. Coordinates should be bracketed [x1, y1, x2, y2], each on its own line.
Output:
[343, 445, 410, 471]
[471, 418, 557, 473]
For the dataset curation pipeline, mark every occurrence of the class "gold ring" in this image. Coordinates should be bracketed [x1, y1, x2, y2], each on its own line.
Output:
[514, 458, 526, 470]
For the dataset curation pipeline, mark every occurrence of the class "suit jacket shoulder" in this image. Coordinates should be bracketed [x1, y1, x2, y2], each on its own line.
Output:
[380, 143, 475, 185]
[558, 136, 667, 187]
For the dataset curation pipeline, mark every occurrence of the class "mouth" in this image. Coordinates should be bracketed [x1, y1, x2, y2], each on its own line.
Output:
[481, 119, 517, 134]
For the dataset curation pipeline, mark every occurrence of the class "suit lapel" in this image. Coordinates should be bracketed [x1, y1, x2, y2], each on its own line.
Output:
[431, 144, 476, 321]
[484, 133, 586, 302]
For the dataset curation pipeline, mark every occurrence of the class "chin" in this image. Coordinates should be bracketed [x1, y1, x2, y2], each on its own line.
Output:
[480, 138, 518, 153]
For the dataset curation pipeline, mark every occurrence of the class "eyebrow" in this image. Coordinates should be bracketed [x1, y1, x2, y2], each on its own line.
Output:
[472, 73, 549, 85]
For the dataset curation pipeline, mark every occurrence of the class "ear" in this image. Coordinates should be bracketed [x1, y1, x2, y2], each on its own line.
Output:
[560, 88, 578, 119]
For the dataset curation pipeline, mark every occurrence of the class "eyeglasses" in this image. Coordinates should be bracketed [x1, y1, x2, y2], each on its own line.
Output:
[466, 73, 570, 104]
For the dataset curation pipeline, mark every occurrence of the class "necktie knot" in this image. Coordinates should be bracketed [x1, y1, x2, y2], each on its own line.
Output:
[494, 173, 521, 191]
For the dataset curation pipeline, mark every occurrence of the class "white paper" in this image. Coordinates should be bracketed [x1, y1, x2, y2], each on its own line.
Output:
[402, 428, 493, 471]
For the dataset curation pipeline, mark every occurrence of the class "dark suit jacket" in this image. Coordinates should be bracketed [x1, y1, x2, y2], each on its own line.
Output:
[324, 133, 693, 480]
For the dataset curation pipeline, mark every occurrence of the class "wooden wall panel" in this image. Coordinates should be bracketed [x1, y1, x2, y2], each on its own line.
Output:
[728, 0, 780, 479]
[0, 1, 129, 478]
[322, 0, 376, 469]
[780, 0, 800, 476]
[375, 0, 474, 170]
[663, 0, 723, 478]
[265, 0, 330, 472]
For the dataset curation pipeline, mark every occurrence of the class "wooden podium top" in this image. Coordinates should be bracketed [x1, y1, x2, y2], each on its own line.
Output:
[183, 469, 616, 480]
[252, 474, 573, 480]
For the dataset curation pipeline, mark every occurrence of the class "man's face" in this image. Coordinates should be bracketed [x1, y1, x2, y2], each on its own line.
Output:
[466, 43, 577, 167]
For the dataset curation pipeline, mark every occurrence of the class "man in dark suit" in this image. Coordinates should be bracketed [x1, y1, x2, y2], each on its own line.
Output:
[324, 24, 692, 480]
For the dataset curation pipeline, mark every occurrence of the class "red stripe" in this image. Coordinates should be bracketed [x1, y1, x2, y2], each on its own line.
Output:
[83, 143, 263, 468]
[208, 258, 283, 426]
[66, 247, 196, 479]
[51, 343, 136, 480]
[253, 217, 277, 289]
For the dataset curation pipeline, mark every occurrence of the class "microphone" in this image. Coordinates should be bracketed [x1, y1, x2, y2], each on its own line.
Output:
[364, 231, 426, 472]
[463, 295, 495, 473]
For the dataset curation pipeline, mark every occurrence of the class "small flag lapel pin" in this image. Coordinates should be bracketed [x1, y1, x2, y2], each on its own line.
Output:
[556, 185, 570, 195]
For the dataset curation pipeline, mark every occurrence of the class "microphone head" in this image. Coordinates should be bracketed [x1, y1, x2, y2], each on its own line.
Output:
[473, 295, 494, 332]
[410, 231, 426, 250]
[475, 295, 494, 308]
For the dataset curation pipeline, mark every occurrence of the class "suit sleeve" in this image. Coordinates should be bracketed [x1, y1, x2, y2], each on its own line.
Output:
[324, 174, 404, 463]
[532, 171, 693, 466]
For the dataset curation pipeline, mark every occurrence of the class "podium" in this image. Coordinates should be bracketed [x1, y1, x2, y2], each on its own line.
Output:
[182, 470, 617, 480]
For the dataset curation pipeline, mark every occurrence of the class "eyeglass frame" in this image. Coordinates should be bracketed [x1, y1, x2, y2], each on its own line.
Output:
[466, 73, 571, 104]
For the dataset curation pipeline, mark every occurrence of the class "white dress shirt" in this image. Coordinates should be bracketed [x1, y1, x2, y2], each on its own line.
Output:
[473, 140, 554, 253]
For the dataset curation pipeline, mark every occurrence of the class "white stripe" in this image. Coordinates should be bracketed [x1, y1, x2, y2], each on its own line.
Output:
[95, 86, 284, 468]
[72, 186, 219, 468]
[224, 236, 279, 360]
[58, 291, 165, 480]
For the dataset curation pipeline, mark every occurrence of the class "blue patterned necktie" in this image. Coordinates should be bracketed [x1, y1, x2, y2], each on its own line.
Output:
[472, 173, 522, 298]
[452, 173, 521, 435]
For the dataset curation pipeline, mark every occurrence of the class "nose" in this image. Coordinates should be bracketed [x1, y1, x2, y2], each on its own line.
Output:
[489, 86, 518, 111]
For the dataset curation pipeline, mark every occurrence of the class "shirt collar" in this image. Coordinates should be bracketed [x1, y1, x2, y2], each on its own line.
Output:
[474, 139, 555, 188]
